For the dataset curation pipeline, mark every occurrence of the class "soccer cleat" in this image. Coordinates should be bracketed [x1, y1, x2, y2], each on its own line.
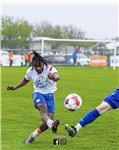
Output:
[65, 124, 77, 137]
[51, 120, 60, 133]
[25, 134, 35, 144]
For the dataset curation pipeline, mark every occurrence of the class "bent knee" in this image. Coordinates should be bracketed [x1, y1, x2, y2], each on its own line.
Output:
[36, 103, 47, 113]
[96, 102, 111, 114]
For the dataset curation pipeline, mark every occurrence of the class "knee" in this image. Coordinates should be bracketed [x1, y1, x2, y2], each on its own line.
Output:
[96, 104, 108, 114]
[37, 103, 47, 113]
[48, 113, 54, 120]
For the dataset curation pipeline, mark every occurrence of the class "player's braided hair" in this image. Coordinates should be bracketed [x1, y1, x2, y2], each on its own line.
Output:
[31, 50, 47, 67]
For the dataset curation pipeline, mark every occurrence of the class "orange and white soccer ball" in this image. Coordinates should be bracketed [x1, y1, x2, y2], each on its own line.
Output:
[64, 93, 82, 111]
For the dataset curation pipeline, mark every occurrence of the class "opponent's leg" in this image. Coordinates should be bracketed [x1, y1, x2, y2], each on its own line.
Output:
[65, 102, 112, 137]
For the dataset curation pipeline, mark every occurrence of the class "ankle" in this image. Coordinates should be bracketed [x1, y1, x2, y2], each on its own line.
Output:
[47, 119, 53, 129]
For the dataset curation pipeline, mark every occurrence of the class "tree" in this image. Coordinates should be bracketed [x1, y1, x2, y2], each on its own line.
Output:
[32, 20, 86, 39]
[1, 16, 32, 49]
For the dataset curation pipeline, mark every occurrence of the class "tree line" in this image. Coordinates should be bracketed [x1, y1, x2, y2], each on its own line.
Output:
[1, 16, 86, 49]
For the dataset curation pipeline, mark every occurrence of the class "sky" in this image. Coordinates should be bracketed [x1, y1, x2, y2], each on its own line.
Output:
[1, 0, 119, 39]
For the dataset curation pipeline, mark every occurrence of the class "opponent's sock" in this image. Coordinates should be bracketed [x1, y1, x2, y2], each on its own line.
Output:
[75, 123, 82, 132]
[47, 119, 53, 129]
[79, 108, 100, 127]
[32, 128, 42, 138]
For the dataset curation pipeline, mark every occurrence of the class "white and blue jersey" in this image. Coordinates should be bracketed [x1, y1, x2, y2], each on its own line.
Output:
[25, 65, 58, 94]
[24, 65, 58, 113]
[104, 88, 119, 109]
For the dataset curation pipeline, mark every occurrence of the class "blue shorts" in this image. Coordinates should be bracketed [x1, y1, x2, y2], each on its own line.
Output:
[104, 88, 119, 109]
[32, 92, 55, 113]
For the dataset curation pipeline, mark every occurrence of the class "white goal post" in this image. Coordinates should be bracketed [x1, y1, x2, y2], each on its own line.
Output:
[35, 37, 117, 69]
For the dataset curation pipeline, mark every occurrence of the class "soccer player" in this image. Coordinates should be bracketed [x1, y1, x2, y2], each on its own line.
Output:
[65, 88, 119, 137]
[7, 51, 60, 144]
[72, 47, 80, 66]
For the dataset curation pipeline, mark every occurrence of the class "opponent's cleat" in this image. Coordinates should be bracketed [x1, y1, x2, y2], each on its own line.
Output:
[25, 134, 35, 144]
[51, 120, 60, 133]
[65, 124, 77, 137]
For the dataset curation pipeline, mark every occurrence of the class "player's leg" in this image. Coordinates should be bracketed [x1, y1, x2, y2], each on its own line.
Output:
[25, 104, 48, 145]
[25, 93, 58, 144]
[65, 102, 111, 137]
[96, 101, 112, 114]
[25, 106, 57, 144]
[25, 112, 54, 144]
[65, 88, 119, 137]
[25, 93, 60, 144]
[29, 113, 54, 138]
[38, 112, 54, 132]
[44, 93, 60, 133]
[33, 92, 57, 130]
[73, 58, 76, 65]
[35, 103, 59, 133]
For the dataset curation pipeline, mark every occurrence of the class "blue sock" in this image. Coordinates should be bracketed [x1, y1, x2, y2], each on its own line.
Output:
[79, 108, 100, 127]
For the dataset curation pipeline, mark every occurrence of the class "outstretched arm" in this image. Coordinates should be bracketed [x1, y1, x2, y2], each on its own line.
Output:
[7, 78, 30, 91]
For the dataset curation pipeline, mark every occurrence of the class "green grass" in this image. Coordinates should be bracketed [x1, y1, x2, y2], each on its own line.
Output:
[1, 66, 119, 150]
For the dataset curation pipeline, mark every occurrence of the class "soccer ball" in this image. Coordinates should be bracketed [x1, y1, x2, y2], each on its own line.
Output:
[64, 93, 82, 111]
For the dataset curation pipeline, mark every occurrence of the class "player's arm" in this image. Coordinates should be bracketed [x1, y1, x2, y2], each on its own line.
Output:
[48, 72, 60, 82]
[7, 78, 30, 91]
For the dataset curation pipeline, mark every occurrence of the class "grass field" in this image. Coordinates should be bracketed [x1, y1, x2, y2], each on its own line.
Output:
[1, 66, 119, 150]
